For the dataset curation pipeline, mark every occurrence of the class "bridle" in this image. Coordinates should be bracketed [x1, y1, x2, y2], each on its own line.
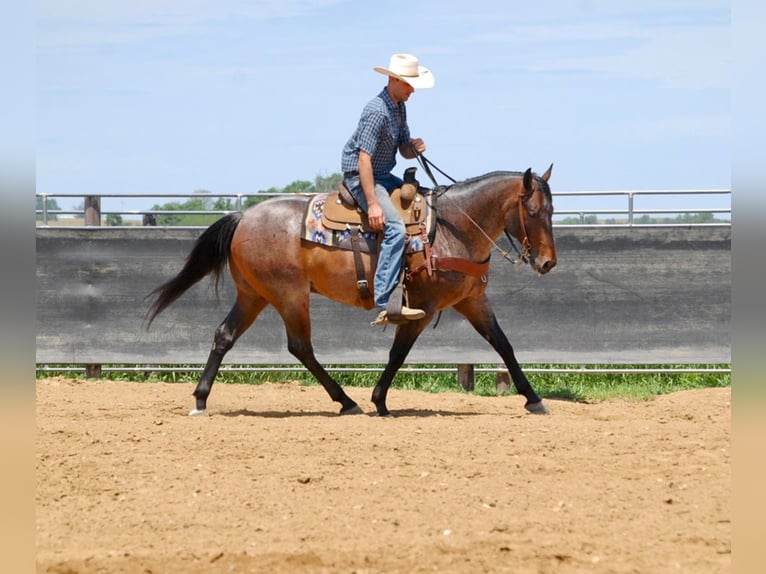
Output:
[505, 210, 531, 265]
[412, 151, 532, 265]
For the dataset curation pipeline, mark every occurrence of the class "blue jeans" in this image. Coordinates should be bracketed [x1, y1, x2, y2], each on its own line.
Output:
[343, 173, 405, 309]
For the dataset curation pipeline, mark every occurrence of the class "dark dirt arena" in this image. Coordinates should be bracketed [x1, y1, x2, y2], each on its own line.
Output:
[36, 377, 730, 573]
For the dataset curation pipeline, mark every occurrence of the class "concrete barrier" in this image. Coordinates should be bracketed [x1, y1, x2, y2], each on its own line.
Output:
[36, 226, 730, 366]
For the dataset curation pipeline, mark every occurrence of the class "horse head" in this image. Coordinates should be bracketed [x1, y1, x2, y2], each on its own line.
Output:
[511, 164, 557, 274]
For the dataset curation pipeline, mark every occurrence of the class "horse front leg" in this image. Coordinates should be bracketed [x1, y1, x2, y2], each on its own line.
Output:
[191, 296, 266, 416]
[371, 319, 429, 416]
[454, 296, 549, 414]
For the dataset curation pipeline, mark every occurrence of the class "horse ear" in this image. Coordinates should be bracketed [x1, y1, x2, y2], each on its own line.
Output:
[541, 163, 553, 182]
[523, 168, 533, 195]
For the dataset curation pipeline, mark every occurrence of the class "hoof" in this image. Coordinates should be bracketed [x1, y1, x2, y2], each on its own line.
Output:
[525, 400, 550, 415]
[340, 404, 364, 415]
[188, 408, 209, 417]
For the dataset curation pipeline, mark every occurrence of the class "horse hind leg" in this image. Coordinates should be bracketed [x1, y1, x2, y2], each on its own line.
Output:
[371, 320, 428, 417]
[280, 306, 362, 415]
[190, 296, 265, 416]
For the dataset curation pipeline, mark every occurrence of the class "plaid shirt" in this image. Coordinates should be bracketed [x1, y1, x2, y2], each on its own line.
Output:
[341, 88, 411, 177]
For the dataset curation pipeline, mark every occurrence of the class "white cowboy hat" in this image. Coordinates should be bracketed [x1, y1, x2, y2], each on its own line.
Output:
[374, 53, 434, 89]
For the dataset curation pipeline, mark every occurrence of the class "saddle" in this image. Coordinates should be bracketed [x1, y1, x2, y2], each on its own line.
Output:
[321, 175, 427, 234]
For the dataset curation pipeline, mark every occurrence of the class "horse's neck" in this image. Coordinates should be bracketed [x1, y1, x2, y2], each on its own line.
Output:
[435, 177, 519, 260]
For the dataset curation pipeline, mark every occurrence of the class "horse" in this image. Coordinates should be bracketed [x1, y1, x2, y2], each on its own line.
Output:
[145, 164, 557, 417]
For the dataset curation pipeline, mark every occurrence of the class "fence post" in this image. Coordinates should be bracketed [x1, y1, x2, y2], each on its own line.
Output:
[457, 364, 474, 391]
[84, 196, 102, 376]
[84, 195, 101, 226]
[85, 364, 102, 379]
[41, 193, 49, 226]
[495, 370, 511, 393]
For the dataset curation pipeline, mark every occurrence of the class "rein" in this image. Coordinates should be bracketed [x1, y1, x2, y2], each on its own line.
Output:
[412, 150, 531, 265]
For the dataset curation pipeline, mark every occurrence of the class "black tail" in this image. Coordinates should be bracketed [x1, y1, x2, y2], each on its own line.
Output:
[144, 212, 244, 328]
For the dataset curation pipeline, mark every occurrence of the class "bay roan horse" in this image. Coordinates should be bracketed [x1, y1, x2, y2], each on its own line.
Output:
[145, 165, 557, 417]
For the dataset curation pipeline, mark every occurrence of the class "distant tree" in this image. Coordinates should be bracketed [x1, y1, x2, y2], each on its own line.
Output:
[150, 199, 208, 226]
[240, 173, 344, 209]
[106, 213, 123, 226]
[191, 189, 214, 209]
[36, 196, 60, 221]
[558, 214, 599, 225]
[213, 197, 234, 211]
[555, 211, 727, 226]
[283, 180, 314, 194]
[314, 173, 342, 194]
[143, 173, 348, 225]
[675, 212, 717, 224]
[242, 195, 267, 209]
[151, 201, 184, 226]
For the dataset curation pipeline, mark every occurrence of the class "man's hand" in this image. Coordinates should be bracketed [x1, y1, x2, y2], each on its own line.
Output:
[401, 138, 426, 159]
[367, 202, 385, 230]
[409, 138, 426, 154]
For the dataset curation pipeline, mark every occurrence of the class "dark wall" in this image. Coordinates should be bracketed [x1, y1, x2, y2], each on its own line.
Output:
[36, 226, 730, 365]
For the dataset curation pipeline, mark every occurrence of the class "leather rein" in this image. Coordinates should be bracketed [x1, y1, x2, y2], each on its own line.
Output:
[411, 151, 532, 274]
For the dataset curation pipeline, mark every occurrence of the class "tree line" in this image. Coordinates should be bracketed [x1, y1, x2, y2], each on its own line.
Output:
[36, 173, 342, 226]
[148, 173, 343, 226]
[557, 212, 726, 225]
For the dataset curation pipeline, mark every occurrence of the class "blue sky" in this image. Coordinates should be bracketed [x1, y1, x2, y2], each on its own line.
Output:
[36, 0, 730, 216]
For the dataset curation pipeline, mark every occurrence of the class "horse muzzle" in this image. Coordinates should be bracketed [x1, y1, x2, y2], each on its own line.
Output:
[532, 255, 557, 275]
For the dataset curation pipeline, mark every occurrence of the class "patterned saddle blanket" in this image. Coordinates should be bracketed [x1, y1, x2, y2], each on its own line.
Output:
[301, 187, 437, 254]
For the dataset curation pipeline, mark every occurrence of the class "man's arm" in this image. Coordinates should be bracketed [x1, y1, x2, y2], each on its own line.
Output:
[358, 151, 385, 231]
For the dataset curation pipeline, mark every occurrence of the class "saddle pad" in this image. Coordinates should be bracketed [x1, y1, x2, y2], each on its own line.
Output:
[301, 191, 436, 254]
[322, 186, 428, 233]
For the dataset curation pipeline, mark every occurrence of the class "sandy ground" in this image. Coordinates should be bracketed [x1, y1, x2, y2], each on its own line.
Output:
[36, 378, 730, 573]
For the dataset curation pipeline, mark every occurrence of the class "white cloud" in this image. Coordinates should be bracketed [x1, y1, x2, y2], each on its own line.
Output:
[628, 113, 730, 140]
[37, 0, 347, 47]
[37, 0, 343, 23]
[508, 20, 729, 90]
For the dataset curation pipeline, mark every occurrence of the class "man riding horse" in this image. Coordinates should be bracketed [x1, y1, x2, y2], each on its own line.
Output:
[146, 52, 557, 417]
[341, 53, 434, 326]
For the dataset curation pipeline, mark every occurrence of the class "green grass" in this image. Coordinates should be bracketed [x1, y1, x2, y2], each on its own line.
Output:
[527, 367, 730, 402]
[36, 363, 730, 403]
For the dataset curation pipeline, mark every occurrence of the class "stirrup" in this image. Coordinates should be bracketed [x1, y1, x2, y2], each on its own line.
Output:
[370, 307, 425, 327]
[370, 310, 390, 327]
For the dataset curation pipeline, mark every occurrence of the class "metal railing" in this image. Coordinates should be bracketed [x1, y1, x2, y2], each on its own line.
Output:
[35, 364, 731, 377]
[35, 188, 731, 227]
[551, 189, 731, 226]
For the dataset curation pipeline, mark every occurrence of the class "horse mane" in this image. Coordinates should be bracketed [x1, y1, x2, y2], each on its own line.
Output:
[444, 170, 552, 201]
